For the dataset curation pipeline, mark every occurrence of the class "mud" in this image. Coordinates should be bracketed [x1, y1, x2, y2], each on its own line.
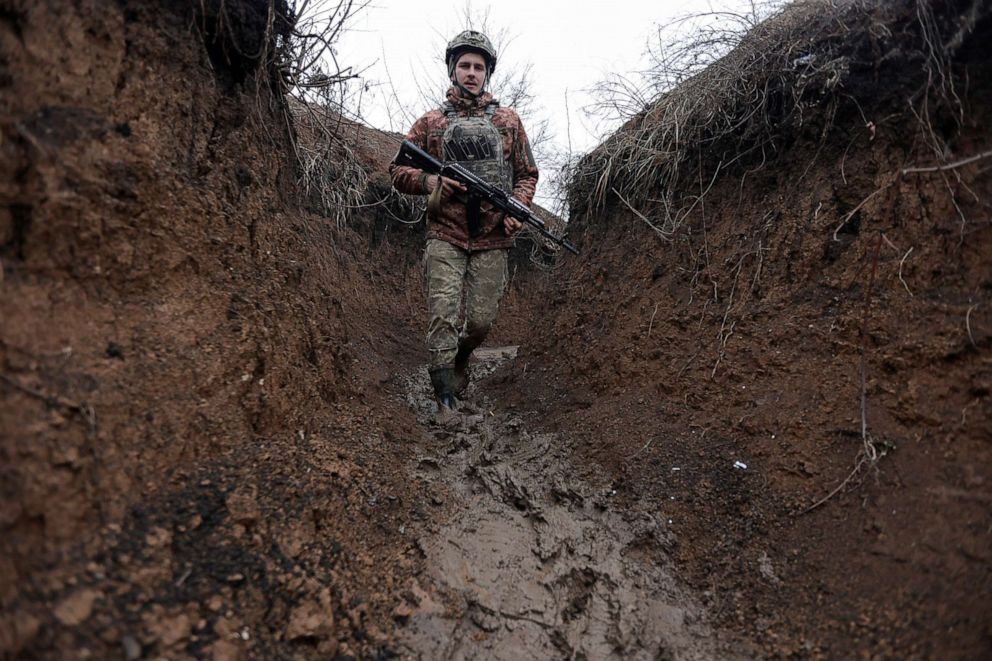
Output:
[397, 349, 729, 660]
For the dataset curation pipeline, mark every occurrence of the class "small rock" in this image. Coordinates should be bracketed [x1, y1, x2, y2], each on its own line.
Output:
[208, 639, 241, 661]
[213, 617, 239, 640]
[285, 599, 333, 641]
[159, 614, 191, 647]
[54, 589, 101, 626]
[225, 487, 259, 526]
[144, 527, 171, 548]
[121, 634, 142, 660]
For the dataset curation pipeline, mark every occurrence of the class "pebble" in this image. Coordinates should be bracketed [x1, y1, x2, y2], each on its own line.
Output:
[121, 634, 142, 660]
[54, 589, 101, 626]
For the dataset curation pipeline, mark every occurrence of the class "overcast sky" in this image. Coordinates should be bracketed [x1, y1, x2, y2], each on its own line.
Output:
[332, 0, 766, 206]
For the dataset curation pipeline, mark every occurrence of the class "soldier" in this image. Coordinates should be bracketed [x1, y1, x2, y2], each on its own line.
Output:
[390, 30, 539, 412]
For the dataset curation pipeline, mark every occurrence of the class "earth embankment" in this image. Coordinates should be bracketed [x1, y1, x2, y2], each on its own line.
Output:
[2, 1, 430, 657]
[493, 0, 992, 656]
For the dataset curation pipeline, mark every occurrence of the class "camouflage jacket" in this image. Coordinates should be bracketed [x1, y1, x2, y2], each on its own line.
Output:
[389, 88, 539, 251]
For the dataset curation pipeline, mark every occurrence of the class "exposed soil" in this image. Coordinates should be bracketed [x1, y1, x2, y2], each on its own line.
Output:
[2, 0, 991, 660]
[1, 2, 427, 658]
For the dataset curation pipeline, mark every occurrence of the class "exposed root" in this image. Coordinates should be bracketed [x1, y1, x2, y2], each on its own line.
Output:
[647, 303, 659, 338]
[898, 246, 915, 296]
[614, 187, 671, 241]
[801, 448, 870, 514]
[803, 229, 892, 514]
[901, 149, 992, 174]
[965, 304, 978, 347]
[832, 181, 894, 242]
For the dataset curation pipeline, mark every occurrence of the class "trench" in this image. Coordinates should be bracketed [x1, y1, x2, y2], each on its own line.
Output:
[393, 348, 732, 660]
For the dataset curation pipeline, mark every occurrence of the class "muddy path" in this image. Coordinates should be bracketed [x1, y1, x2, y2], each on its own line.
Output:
[393, 348, 732, 660]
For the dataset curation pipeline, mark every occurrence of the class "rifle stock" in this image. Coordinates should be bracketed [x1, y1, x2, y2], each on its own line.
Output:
[395, 140, 580, 256]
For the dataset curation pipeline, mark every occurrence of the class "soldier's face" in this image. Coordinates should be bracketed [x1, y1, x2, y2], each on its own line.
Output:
[454, 52, 487, 94]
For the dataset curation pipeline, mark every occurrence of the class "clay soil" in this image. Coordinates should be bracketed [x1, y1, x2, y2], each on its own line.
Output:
[2, 0, 990, 659]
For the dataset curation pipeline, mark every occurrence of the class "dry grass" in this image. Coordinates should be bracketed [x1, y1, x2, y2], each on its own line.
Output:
[276, 2, 437, 228]
[287, 97, 370, 225]
[211, 0, 399, 227]
[567, 0, 981, 237]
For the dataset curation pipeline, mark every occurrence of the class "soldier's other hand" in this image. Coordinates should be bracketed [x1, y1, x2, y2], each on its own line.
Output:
[503, 216, 523, 234]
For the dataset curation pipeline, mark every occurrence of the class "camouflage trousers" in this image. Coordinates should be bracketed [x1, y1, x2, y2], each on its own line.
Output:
[424, 238, 509, 369]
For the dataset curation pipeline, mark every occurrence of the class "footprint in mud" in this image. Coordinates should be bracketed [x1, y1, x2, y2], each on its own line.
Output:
[396, 348, 731, 660]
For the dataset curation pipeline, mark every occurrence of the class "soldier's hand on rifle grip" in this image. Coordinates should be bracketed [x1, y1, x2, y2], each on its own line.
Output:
[503, 216, 523, 235]
[426, 175, 466, 198]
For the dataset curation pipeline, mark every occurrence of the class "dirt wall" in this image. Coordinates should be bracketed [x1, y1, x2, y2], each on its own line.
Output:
[493, 2, 992, 657]
[1, 1, 427, 657]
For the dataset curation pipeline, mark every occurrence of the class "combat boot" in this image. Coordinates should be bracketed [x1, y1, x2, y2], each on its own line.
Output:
[453, 344, 473, 396]
[429, 366, 458, 410]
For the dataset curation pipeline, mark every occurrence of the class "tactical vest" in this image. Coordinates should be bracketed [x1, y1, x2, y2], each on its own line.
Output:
[442, 102, 512, 237]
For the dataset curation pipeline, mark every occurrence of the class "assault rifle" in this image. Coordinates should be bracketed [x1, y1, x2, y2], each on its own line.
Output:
[394, 140, 580, 256]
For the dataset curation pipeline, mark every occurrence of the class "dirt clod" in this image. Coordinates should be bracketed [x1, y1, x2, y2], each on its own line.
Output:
[53, 589, 100, 627]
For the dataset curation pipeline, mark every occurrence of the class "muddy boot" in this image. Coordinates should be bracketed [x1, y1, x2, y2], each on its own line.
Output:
[453, 344, 473, 397]
[429, 366, 458, 411]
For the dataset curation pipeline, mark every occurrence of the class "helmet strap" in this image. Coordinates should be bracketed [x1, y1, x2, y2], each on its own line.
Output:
[452, 76, 482, 100]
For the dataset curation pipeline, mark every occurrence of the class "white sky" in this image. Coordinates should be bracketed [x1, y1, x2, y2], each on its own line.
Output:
[332, 0, 762, 207]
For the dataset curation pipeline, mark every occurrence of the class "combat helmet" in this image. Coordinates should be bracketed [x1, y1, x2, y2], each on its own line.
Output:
[445, 30, 497, 77]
